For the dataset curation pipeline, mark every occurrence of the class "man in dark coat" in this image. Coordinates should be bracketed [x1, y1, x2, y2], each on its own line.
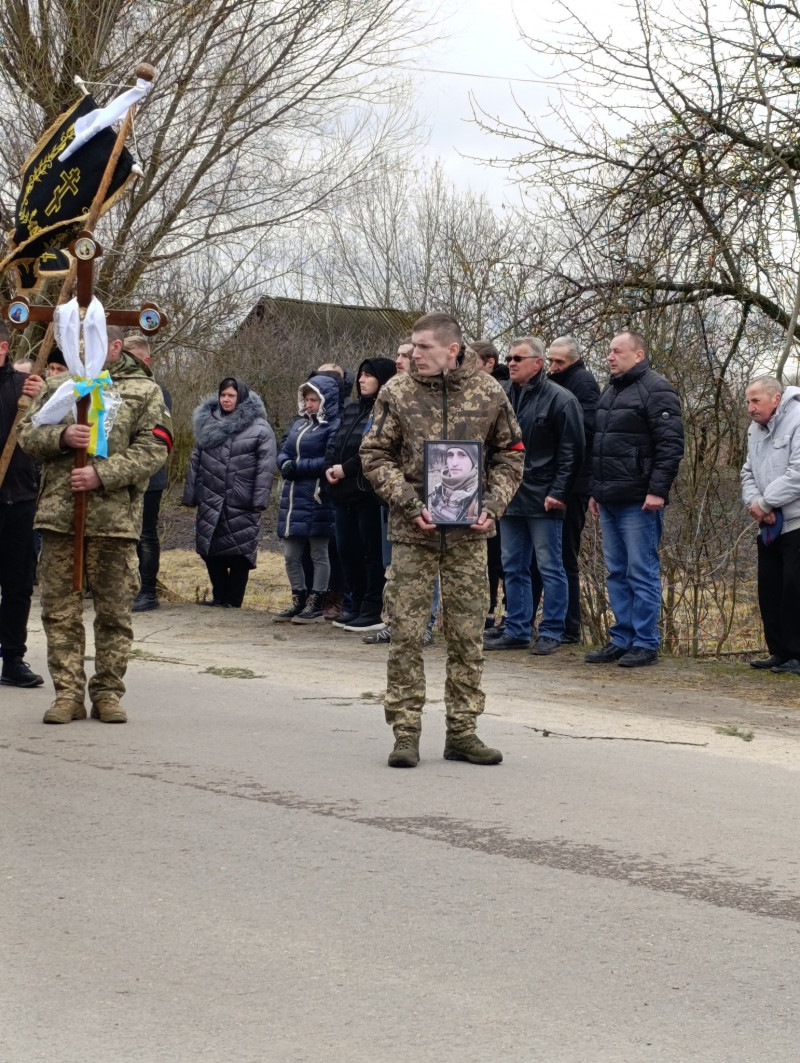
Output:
[126, 334, 173, 612]
[528, 336, 600, 643]
[0, 322, 45, 688]
[324, 357, 396, 630]
[586, 331, 684, 668]
[485, 336, 584, 655]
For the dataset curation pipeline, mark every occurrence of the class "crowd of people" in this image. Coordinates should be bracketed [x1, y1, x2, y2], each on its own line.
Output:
[1, 309, 798, 752]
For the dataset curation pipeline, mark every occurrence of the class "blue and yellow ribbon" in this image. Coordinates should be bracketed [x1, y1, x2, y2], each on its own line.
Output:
[73, 372, 112, 457]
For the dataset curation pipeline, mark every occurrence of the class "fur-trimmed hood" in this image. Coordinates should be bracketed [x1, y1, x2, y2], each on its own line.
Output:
[193, 390, 270, 450]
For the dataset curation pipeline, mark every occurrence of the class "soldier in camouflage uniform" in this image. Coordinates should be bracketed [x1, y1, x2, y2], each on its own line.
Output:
[18, 326, 173, 724]
[361, 312, 524, 767]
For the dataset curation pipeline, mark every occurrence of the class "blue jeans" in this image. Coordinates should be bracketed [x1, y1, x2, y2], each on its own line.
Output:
[599, 503, 663, 650]
[500, 515, 567, 641]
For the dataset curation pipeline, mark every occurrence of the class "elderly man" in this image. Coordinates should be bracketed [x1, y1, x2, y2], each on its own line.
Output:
[485, 336, 584, 654]
[360, 312, 524, 768]
[526, 335, 601, 643]
[19, 326, 173, 724]
[586, 331, 684, 668]
[741, 376, 800, 674]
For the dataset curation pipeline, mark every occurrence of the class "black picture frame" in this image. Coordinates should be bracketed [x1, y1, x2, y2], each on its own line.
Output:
[423, 440, 483, 526]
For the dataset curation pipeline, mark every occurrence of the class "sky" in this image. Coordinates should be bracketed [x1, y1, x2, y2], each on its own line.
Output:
[414, 0, 627, 203]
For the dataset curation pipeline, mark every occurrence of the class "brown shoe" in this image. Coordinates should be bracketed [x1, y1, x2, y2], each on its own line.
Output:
[91, 700, 128, 724]
[43, 700, 87, 725]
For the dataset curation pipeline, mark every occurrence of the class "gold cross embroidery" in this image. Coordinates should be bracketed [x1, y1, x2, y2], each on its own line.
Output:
[44, 168, 81, 217]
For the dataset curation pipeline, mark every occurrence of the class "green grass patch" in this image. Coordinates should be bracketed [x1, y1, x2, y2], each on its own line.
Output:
[715, 724, 754, 742]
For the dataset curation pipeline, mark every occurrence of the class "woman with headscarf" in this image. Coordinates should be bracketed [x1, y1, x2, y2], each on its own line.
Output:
[428, 445, 481, 525]
[183, 377, 277, 607]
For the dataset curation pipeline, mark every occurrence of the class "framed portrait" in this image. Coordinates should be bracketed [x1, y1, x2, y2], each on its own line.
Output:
[424, 440, 483, 526]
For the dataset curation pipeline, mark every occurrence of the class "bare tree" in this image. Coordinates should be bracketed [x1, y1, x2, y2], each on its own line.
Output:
[283, 157, 545, 345]
[474, 0, 800, 377]
[0, 0, 427, 315]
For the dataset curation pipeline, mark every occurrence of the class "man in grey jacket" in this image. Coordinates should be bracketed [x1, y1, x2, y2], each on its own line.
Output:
[741, 376, 800, 674]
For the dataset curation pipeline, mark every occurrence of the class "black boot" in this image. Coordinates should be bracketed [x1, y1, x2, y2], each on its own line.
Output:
[273, 590, 307, 623]
[291, 591, 326, 624]
[1, 657, 44, 688]
[132, 590, 159, 612]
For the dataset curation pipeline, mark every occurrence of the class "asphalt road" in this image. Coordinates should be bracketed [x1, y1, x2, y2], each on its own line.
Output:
[2, 604, 799, 1062]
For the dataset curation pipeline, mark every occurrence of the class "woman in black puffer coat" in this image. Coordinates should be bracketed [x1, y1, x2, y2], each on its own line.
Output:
[324, 357, 397, 630]
[183, 378, 277, 607]
[274, 373, 341, 623]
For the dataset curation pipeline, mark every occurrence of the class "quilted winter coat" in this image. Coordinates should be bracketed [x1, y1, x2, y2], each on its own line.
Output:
[183, 389, 277, 567]
[277, 374, 341, 539]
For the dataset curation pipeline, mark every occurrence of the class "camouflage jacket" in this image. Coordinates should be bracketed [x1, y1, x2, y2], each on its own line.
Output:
[360, 348, 524, 545]
[18, 352, 173, 539]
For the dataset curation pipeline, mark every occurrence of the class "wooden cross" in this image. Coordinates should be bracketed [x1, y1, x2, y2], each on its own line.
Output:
[1, 229, 168, 589]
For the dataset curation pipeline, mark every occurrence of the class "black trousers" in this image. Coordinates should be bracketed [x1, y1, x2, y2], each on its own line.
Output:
[757, 527, 800, 659]
[0, 499, 36, 660]
[137, 490, 162, 594]
[334, 499, 385, 618]
[486, 527, 505, 614]
[205, 555, 251, 607]
[531, 492, 589, 639]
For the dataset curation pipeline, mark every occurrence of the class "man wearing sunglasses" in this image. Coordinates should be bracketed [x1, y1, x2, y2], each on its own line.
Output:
[485, 336, 584, 655]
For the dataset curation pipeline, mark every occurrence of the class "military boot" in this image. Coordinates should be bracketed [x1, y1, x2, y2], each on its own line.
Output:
[91, 700, 128, 723]
[443, 732, 503, 765]
[43, 700, 87, 725]
[388, 731, 420, 768]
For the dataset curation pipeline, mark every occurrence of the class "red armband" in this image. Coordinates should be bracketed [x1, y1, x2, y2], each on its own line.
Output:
[152, 424, 173, 452]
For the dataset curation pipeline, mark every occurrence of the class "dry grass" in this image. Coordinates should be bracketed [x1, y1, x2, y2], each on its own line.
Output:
[159, 548, 291, 611]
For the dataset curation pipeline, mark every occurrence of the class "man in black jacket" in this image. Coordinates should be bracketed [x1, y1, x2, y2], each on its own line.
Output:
[485, 336, 584, 654]
[0, 322, 45, 687]
[528, 336, 600, 642]
[586, 331, 684, 668]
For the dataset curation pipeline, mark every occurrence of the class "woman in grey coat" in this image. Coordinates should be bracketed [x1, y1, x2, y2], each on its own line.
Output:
[183, 377, 277, 607]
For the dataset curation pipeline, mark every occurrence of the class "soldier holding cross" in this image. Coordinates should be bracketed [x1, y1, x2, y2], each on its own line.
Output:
[18, 325, 172, 724]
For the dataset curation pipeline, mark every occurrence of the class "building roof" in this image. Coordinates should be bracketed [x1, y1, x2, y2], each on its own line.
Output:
[241, 295, 419, 344]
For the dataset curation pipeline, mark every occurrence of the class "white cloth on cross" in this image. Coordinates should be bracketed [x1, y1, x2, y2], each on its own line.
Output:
[58, 79, 153, 163]
[33, 297, 109, 428]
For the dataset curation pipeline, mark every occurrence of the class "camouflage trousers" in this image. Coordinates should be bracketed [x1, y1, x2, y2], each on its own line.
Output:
[39, 532, 140, 705]
[384, 538, 489, 738]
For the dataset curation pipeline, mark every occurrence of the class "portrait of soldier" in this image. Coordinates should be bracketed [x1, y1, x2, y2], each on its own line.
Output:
[426, 442, 481, 525]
